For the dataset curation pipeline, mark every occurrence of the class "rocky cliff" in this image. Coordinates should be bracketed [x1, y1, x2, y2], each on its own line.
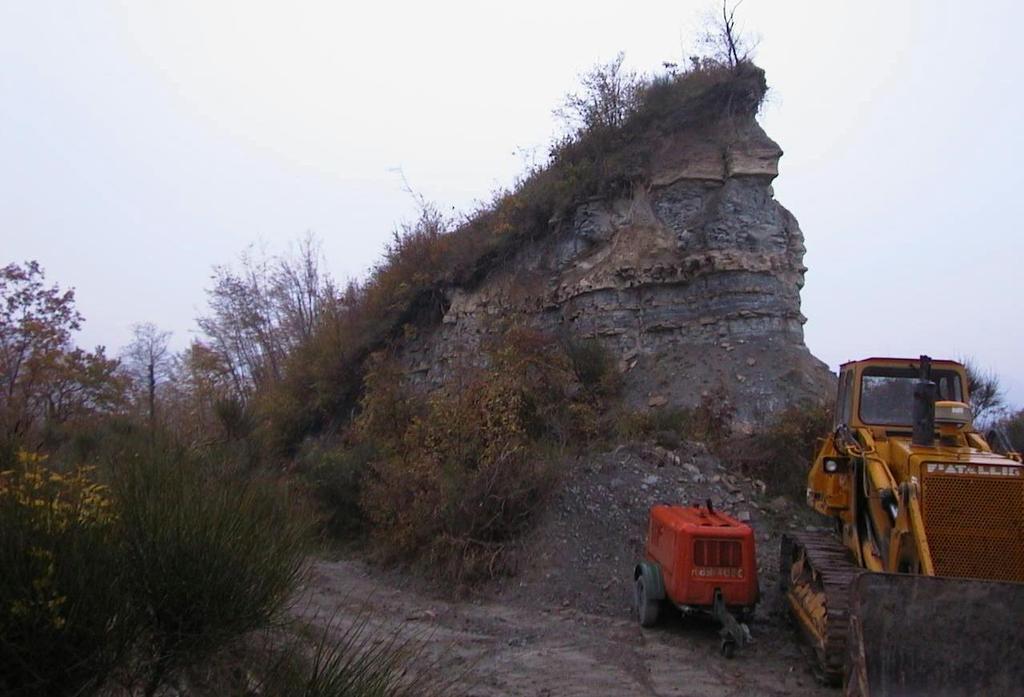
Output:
[395, 70, 832, 423]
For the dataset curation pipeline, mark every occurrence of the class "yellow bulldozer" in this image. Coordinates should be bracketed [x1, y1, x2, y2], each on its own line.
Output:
[781, 356, 1024, 696]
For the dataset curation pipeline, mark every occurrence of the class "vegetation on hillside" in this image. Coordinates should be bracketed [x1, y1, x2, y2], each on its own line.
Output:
[11, 6, 966, 687]
[0, 266, 451, 695]
[266, 60, 767, 453]
[354, 328, 614, 585]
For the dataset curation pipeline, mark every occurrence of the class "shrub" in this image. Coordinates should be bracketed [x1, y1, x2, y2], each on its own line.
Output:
[112, 449, 309, 693]
[299, 441, 377, 539]
[357, 329, 585, 585]
[0, 452, 131, 697]
[725, 401, 834, 499]
[617, 407, 690, 442]
[563, 337, 622, 397]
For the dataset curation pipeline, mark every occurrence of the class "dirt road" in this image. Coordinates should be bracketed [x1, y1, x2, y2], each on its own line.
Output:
[297, 558, 830, 697]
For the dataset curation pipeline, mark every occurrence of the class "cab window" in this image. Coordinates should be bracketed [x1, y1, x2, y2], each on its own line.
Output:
[859, 367, 963, 426]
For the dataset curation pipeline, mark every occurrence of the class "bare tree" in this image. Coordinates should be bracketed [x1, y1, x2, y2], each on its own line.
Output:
[123, 322, 173, 430]
[197, 234, 336, 400]
[698, 1, 758, 70]
[960, 357, 1006, 424]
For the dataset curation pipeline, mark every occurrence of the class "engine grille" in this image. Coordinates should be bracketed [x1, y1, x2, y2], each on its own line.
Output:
[693, 539, 742, 568]
[922, 474, 1024, 582]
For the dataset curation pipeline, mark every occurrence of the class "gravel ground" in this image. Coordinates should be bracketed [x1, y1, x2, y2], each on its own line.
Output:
[300, 439, 835, 696]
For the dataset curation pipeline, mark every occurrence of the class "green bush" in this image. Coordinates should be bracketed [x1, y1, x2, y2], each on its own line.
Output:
[0, 442, 310, 696]
[300, 441, 377, 538]
[112, 450, 309, 692]
[564, 337, 622, 397]
[260, 614, 455, 697]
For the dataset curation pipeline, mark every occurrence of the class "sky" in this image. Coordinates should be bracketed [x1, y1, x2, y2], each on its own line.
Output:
[2, 1, 1022, 407]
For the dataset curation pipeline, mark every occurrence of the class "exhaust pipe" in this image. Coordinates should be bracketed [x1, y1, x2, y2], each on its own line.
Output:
[912, 355, 937, 447]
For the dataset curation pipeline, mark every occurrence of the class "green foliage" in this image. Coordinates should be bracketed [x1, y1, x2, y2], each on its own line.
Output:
[563, 337, 622, 397]
[260, 614, 455, 697]
[299, 441, 377, 538]
[0, 441, 310, 696]
[113, 449, 309, 689]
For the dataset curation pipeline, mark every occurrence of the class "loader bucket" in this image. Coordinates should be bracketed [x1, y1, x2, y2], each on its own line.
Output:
[845, 573, 1024, 697]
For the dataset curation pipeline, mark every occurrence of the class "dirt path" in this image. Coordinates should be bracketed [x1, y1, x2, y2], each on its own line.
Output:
[297, 559, 830, 697]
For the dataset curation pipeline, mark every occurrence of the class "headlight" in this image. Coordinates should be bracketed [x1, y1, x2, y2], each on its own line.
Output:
[824, 459, 839, 473]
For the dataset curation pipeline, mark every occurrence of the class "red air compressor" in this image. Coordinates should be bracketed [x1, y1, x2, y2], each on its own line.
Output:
[633, 502, 759, 657]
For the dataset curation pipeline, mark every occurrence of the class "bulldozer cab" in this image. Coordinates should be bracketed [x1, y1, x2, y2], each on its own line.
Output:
[833, 357, 969, 432]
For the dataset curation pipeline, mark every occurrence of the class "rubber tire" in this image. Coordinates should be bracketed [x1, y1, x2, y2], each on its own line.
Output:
[635, 576, 660, 627]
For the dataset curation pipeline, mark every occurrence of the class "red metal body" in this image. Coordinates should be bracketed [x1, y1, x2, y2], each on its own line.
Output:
[643, 504, 759, 609]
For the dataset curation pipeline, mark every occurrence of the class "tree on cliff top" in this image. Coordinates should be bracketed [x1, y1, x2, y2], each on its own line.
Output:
[698, 1, 759, 70]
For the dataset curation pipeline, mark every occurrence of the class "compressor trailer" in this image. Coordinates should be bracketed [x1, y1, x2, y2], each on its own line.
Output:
[634, 502, 759, 656]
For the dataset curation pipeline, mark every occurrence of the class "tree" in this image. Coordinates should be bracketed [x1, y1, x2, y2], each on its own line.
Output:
[697, 1, 758, 70]
[960, 357, 1006, 424]
[122, 322, 173, 430]
[995, 409, 1024, 452]
[197, 234, 335, 400]
[556, 52, 642, 135]
[0, 262, 125, 445]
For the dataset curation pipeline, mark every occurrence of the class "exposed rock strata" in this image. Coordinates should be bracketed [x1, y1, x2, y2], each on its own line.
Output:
[399, 117, 832, 422]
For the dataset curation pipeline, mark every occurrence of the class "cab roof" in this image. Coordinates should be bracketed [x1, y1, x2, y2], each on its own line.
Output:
[839, 357, 965, 370]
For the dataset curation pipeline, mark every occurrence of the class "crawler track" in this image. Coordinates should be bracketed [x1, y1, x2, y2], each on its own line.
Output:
[780, 531, 863, 685]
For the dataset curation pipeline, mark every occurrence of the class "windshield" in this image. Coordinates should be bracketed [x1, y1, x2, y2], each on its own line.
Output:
[859, 368, 964, 426]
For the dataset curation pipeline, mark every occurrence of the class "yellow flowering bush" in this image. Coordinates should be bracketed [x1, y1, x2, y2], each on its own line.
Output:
[1, 444, 308, 696]
[0, 450, 128, 696]
[1, 452, 116, 630]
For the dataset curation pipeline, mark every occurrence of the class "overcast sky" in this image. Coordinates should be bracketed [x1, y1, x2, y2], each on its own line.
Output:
[2, 1, 1022, 407]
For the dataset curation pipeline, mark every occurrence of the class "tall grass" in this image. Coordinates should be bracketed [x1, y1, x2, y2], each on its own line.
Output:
[265, 613, 458, 697]
[112, 450, 309, 694]
[0, 443, 309, 696]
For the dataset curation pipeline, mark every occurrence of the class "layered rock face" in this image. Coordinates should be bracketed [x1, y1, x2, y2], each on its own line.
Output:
[399, 116, 832, 422]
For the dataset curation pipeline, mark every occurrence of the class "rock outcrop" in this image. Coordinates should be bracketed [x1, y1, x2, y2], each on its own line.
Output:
[397, 80, 832, 422]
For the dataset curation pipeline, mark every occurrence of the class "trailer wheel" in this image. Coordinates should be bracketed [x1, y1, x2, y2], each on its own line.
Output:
[635, 576, 660, 627]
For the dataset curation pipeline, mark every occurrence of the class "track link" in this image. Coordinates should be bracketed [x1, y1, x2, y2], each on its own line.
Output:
[781, 531, 863, 685]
